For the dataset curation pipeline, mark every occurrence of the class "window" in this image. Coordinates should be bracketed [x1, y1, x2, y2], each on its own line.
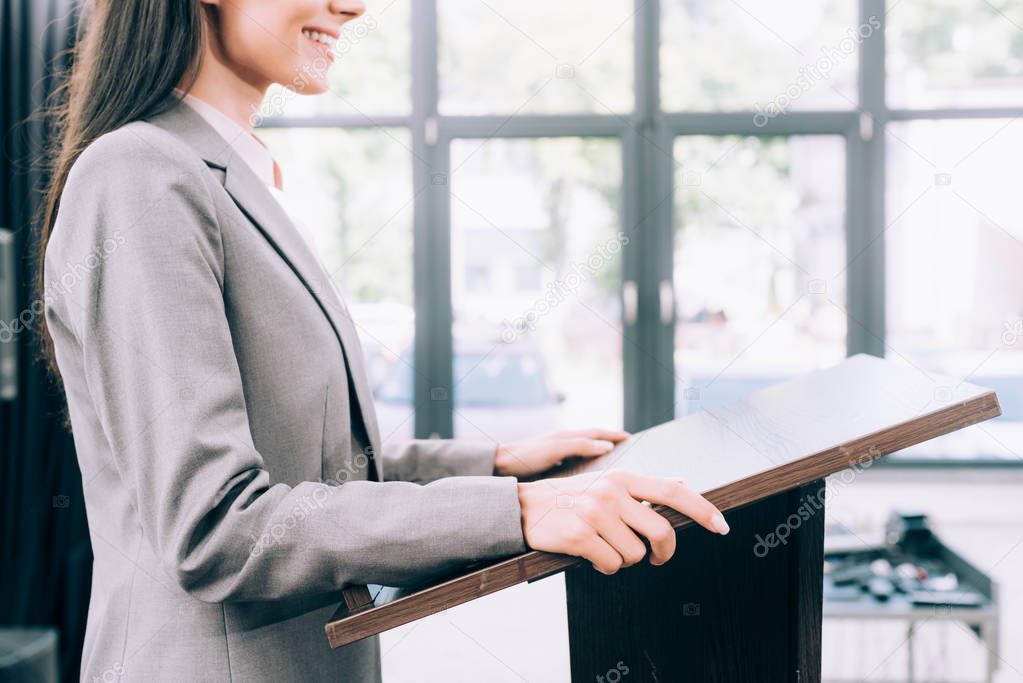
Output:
[661, 0, 859, 112]
[449, 137, 624, 442]
[674, 135, 847, 415]
[258, 0, 1022, 492]
[438, 0, 633, 114]
[888, 0, 1023, 109]
[258, 128, 414, 302]
[885, 118, 1023, 461]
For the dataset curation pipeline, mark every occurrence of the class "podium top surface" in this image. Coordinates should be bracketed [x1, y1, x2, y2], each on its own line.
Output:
[553, 353, 993, 488]
[325, 353, 1001, 648]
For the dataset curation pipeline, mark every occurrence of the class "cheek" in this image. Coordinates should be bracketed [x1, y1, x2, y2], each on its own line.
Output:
[218, 5, 310, 86]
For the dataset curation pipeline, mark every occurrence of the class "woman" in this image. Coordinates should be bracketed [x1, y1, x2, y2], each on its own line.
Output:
[36, 0, 730, 680]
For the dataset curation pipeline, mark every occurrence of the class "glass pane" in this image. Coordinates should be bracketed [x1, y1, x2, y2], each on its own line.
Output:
[661, 1, 859, 112]
[443, 137, 624, 442]
[260, 128, 415, 439]
[888, 0, 1023, 108]
[886, 119, 1023, 462]
[438, 0, 633, 115]
[673, 136, 847, 415]
[259, 1, 410, 118]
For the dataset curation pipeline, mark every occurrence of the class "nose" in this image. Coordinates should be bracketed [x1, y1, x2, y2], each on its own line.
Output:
[329, 0, 366, 21]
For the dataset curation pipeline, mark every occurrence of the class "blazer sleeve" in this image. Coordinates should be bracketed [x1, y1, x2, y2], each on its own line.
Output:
[46, 127, 527, 603]
[381, 439, 498, 483]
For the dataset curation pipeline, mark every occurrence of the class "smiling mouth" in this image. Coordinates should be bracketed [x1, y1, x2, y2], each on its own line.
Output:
[301, 29, 337, 60]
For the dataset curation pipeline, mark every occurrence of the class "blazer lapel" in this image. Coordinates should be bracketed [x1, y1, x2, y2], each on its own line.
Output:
[144, 95, 384, 478]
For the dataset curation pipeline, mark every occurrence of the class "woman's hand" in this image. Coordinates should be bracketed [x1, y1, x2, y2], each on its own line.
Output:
[517, 470, 730, 574]
[493, 428, 630, 478]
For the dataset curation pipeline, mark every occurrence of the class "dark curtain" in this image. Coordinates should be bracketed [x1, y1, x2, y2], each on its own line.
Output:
[1, 1, 90, 681]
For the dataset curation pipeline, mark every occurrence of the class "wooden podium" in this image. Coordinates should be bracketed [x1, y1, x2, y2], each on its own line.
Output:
[325, 354, 1001, 681]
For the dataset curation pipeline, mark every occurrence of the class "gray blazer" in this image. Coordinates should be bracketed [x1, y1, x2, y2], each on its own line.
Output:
[43, 93, 527, 682]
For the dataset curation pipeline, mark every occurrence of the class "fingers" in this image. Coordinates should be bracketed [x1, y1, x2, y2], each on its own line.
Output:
[521, 470, 725, 581]
[550, 428, 630, 443]
[594, 517, 649, 568]
[616, 472, 730, 536]
[551, 437, 616, 458]
[621, 499, 677, 565]
[577, 533, 625, 575]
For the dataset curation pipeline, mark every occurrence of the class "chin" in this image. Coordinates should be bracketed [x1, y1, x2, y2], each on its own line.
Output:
[291, 61, 332, 95]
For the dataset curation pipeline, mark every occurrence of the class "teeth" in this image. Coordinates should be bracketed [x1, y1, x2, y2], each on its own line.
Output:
[302, 29, 336, 50]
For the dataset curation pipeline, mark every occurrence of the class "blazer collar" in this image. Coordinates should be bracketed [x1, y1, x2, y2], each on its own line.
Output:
[144, 94, 384, 477]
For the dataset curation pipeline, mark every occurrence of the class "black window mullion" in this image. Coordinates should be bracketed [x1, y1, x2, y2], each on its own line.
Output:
[411, 0, 453, 438]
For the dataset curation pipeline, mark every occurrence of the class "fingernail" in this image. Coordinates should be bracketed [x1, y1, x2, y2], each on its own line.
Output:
[711, 512, 730, 535]
[595, 439, 614, 451]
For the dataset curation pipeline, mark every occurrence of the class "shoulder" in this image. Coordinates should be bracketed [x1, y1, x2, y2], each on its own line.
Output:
[49, 120, 225, 281]
[66, 120, 215, 200]
[57, 119, 223, 239]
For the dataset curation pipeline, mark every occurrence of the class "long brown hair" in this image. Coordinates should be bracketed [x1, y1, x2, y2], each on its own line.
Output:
[35, 0, 208, 389]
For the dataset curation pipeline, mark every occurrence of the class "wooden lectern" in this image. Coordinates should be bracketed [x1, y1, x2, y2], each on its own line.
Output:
[325, 354, 1001, 681]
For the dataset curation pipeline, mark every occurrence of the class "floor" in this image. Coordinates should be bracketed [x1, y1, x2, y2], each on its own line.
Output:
[379, 468, 1023, 683]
